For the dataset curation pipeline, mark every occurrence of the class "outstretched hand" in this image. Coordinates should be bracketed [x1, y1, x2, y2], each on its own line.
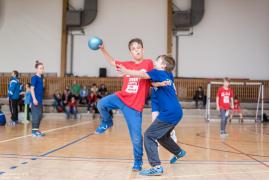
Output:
[98, 44, 105, 51]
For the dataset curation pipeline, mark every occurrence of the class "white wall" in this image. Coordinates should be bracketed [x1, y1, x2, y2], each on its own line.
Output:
[174, 0, 269, 80]
[0, 0, 268, 79]
[0, 0, 62, 74]
[69, 0, 167, 77]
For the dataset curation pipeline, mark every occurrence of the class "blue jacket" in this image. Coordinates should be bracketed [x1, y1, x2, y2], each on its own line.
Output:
[8, 77, 20, 100]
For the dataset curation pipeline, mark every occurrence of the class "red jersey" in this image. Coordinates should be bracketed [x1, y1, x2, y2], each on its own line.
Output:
[217, 87, 233, 110]
[68, 101, 77, 108]
[115, 59, 153, 112]
[88, 94, 97, 104]
[234, 99, 240, 110]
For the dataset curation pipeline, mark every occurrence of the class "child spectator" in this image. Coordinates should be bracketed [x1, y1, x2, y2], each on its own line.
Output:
[193, 86, 206, 108]
[18, 83, 25, 112]
[22, 83, 31, 124]
[70, 80, 80, 99]
[8, 70, 21, 125]
[62, 88, 71, 108]
[97, 84, 108, 99]
[87, 91, 98, 118]
[90, 83, 98, 95]
[229, 96, 243, 123]
[53, 92, 64, 113]
[66, 96, 78, 119]
[0, 105, 6, 126]
[79, 85, 89, 104]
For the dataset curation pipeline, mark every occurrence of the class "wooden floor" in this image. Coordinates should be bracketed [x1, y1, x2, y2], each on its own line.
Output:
[1, 112, 269, 180]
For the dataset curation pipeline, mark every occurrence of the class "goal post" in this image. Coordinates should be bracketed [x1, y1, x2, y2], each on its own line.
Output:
[205, 81, 264, 122]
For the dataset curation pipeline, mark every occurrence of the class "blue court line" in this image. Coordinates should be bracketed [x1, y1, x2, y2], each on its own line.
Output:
[1, 132, 95, 176]
[35, 132, 95, 158]
[9, 166, 17, 169]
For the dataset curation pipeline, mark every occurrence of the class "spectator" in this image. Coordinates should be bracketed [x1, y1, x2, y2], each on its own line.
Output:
[79, 85, 89, 104]
[87, 91, 98, 118]
[0, 105, 6, 126]
[53, 92, 64, 113]
[62, 88, 70, 106]
[193, 86, 206, 108]
[8, 70, 21, 125]
[97, 84, 108, 99]
[66, 96, 78, 119]
[70, 80, 80, 99]
[18, 83, 25, 112]
[23, 83, 31, 123]
[90, 83, 98, 95]
[229, 96, 243, 123]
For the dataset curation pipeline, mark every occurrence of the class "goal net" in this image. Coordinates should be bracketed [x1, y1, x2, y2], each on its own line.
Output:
[205, 81, 264, 122]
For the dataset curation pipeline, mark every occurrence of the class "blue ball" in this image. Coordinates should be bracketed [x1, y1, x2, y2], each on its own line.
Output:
[88, 37, 103, 50]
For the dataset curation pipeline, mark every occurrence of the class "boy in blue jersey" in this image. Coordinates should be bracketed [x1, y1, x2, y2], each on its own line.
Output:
[119, 55, 186, 176]
[31, 61, 45, 137]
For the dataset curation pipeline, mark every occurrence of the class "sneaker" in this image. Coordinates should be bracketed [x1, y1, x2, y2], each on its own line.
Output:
[32, 130, 45, 137]
[220, 132, 228, 138]
[170, 149, 186, 164]
[8, 121, 17, 126]
[132, 161, 143, 171]
[95, 121, 113, 134]
[139, 166, 163, 176]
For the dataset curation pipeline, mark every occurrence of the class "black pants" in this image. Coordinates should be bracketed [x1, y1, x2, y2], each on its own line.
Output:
[32, 104, 42, 129]
[144, 119, 182, 167]
[10, 99, 19, 122]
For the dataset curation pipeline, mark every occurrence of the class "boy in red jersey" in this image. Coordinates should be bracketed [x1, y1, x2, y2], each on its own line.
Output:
[95, 38, 153, 171]
[216, 77, 234, 137]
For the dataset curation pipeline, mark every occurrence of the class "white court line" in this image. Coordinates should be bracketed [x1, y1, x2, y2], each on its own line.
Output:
[0, 121, 92, 144]
[138, 170, 269, 179]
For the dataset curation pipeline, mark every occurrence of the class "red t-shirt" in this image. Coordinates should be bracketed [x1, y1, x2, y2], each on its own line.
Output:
[217, 87, 233, 110]
[115, 59, 153, 112]
[234, 99, 240, 110]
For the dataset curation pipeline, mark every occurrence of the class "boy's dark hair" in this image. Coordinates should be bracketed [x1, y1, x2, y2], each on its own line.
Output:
[157, 55, 175, 72]
[12, 70, 19, 78]
[224, 77, 230, 82]
[128, 38, 143, 50]
[35, 60, 43, 69]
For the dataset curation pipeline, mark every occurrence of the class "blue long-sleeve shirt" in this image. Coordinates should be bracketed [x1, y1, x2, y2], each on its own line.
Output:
[8, 77, 20, 100]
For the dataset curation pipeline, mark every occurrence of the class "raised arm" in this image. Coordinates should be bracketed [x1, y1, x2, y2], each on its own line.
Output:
[118, 65, 150, 79]
[99, 44, 116, 67]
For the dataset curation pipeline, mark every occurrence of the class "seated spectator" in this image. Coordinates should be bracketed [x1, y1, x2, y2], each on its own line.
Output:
[53, 92, 64, 113]
[0, 105, 6, 126]
[70, 80, 81, 99]
[66, 96, 78, 119]
[79, 86, 89, 104]
[229, 96, 243, 123]
[90, 83, 98, 95]
[97, 84, 108, 99]
[87, 91, 98, 118]
[193, 86, 206, 108]
[62, 88, 72, 110]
